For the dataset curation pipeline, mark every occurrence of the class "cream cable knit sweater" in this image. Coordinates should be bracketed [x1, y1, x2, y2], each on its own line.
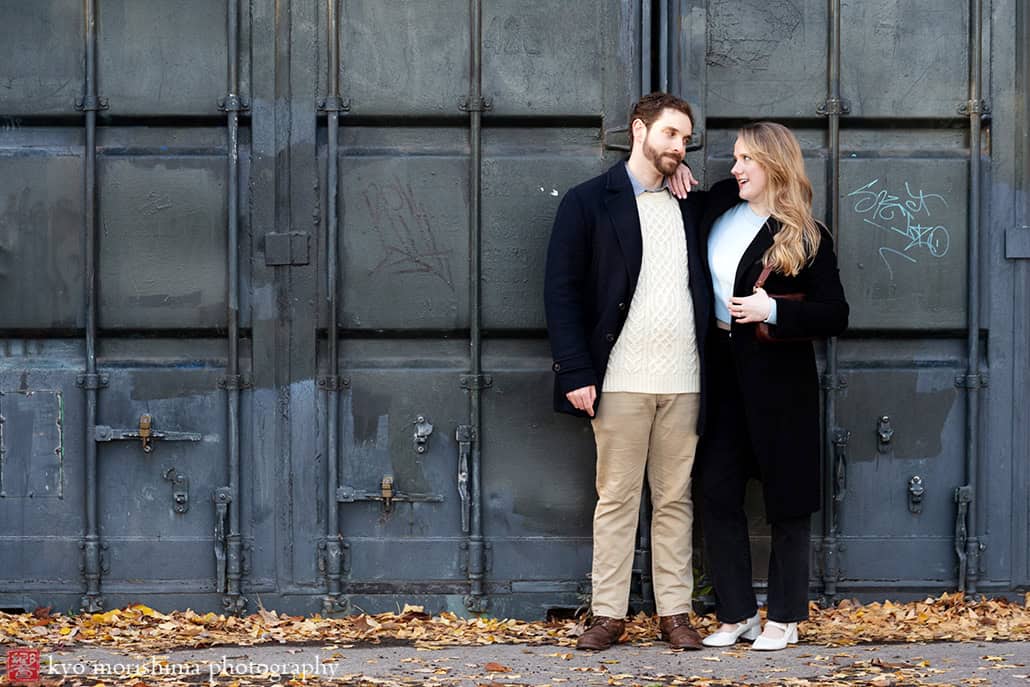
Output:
[603, 191, 700, 394]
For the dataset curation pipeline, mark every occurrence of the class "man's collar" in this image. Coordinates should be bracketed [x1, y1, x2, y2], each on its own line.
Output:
[624, 161, 669, 197]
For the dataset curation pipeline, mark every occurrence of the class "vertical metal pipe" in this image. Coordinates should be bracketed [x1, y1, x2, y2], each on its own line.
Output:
[80, 0, 103, 613]
[322, 0, 345, 613]
[820, 0, 845, 603]
[959, 0, 985, 594]
[223, 0, 245, 614]
[464, 0, 487, 611]
[640, 0, 651, 96]
[658, 0, 669, 92]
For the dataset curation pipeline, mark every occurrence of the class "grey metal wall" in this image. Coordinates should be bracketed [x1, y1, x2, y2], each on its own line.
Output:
[0, 0, 1025, 618]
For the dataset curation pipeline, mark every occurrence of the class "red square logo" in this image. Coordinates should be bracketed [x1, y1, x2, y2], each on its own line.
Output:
[6, 648, 40, 685]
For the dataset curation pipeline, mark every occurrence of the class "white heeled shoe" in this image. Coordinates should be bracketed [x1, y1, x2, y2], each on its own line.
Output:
[701, 613, 761, 647]
[750, 620, 798, 651]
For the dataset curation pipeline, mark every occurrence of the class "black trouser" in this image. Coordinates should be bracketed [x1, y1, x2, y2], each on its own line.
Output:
[697, 329, 811, 624]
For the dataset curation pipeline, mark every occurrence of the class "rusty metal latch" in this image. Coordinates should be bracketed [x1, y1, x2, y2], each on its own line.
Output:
[336, 476, 443, 515]
[94, 414, 201, 454]
[413, 416, 434, 454]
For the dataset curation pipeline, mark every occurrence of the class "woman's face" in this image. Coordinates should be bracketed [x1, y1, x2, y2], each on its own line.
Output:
[730, 138, 768, 206]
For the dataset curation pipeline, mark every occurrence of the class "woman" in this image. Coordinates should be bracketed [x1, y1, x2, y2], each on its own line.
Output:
[685, 122, 848, 650]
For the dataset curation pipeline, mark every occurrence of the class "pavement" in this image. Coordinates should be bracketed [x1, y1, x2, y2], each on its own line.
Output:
[24, 639, 1030, 686]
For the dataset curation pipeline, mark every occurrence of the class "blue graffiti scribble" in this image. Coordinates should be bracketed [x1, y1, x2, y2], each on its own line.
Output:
[847, 179, 950, 281]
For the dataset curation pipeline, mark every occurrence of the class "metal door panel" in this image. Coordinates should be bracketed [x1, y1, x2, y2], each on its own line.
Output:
[338, 0, 470, 117]
[0, 364, 85, 586]
[98, 156, 228, 329]
[838, 159, 968, 330]
[333, 340, 467, 582]
[705, 0, 828, 118]
[482, 0, 609, 116]
[338, 156, 469, 329]
[97, 0, 234, 116]
[480, 342, 594, 583]
[840, 0, 968, 118]
[0, 153, 84, 328]
[836, 364, 965, 582]
[481, 142, 606, 330]
[94, 365, 225, 584]
[0, 0, 82, 116]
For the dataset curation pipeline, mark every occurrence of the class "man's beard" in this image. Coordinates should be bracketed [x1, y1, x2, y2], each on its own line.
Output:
[644, 137, 682, 176]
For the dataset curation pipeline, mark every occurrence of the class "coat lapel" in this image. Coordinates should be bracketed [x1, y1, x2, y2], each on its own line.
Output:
[603, 164, 643, 293]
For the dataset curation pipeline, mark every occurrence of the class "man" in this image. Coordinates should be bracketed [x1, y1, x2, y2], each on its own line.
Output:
[544, 92, 710, 651]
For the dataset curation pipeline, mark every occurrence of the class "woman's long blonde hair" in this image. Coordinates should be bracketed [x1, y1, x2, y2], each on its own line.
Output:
[737, 122, 821, 276]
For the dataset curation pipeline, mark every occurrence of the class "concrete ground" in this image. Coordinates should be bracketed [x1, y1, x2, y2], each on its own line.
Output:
[31, 640, 1030, 686]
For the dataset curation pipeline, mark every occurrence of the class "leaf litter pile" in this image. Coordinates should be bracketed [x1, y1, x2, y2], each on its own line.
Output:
[1, 593, 1028, 686]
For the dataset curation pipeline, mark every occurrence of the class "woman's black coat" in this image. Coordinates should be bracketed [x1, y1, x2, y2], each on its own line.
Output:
[696, 179, 849, 521]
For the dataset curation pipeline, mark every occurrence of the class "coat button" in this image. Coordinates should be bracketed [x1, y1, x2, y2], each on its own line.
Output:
[617, 301, 626, 312]
[605, 333, 615, 343]
[552, 363, 561, 372]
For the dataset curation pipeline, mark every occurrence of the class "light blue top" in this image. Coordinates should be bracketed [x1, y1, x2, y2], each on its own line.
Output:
[625, 162, 670, 197]
[707, 202, 778, 326]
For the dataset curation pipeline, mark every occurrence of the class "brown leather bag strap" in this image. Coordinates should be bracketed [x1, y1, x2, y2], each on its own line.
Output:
[754, 264, 775, 291]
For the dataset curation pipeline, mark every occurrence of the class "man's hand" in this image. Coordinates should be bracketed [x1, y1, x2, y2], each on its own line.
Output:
[668, 163, 699, 199]
[729, 289, 772, 323]
[566, 385, 597, 417]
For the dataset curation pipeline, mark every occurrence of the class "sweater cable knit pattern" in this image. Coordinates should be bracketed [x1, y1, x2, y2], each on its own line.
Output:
[603, 191, 699, 394]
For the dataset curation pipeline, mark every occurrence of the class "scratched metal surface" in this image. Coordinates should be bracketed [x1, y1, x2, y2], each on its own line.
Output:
[0, 0, 1027, 617]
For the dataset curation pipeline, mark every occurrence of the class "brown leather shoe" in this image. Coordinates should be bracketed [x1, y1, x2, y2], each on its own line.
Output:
[659, 613, 703, 650]
[576, 616, 626, 651]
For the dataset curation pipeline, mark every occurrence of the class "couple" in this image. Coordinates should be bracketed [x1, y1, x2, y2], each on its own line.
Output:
[543, 93, 849, 652]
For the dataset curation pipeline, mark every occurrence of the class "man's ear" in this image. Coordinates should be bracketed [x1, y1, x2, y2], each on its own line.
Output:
[630, 117, 647, 144]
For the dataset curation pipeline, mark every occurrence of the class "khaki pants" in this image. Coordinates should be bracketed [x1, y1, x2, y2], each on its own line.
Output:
[589, 391, 699, 618]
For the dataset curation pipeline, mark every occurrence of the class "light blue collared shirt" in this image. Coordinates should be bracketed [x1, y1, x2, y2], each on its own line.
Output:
[625, 162, 670, 197]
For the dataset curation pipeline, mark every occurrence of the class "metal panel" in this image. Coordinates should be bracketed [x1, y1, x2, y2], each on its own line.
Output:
[0, 389, 64, 499]
[840, 0, 968, 118]
[0, 151, 83, 328]
[705, 0, 827, 118]
[98, 156, 228, 328]
[481, 130, 606, 330]
[96, 0, 233, 116]
[337, 151, 469, 330]
[482, 0, 610, 116]
[338, 0, 470, 117]
[839, 159, 969, 329]
[0, 0, 82, 116]
[835, 353, 966, 582]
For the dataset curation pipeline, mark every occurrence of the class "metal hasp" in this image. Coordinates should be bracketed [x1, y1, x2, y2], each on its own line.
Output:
[213, 487, 231, 593]
[336, 477, 444, 514]
[819, 0, 848, 604]
[219, 0, 248, 617]
[908, 476, 925, 515]
[93, 414, 202, 454]
[456, 425, 473, 533]
[460, 0, 490, 614]
[318, 0, 349, 617]
[876, 416, 894, 454]
[413, 416, 434, 454]
[78, 0, 104, 614]
[162, 467, 189, 513]
[956, 0, 987, 594]
[832, 428, 850, 504]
